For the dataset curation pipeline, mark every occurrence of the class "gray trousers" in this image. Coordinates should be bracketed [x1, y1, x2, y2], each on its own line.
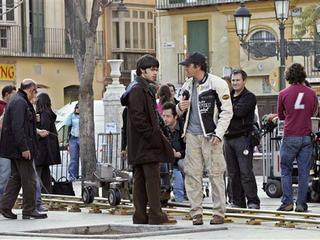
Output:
[0, 158, 37, 214]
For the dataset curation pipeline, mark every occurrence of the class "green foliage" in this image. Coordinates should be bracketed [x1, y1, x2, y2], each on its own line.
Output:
[295, 5, 320, 38]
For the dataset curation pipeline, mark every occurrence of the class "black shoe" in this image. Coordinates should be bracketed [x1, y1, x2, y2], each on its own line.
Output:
[0, 209, 17, 219]
[248, 203, 260, 209]
[277, 203, 294, 211]
[295, 204, 308, 212]
[22, 210, 47, 219]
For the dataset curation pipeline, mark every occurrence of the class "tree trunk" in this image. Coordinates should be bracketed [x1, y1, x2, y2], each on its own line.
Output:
[79, 32, 97, 181]
[64, 0, 107, 181]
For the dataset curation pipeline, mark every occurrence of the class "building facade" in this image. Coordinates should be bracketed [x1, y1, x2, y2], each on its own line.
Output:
[103, 0, 156, 86]
[156, 0, 320, 117]
[0, 0, 105, 109]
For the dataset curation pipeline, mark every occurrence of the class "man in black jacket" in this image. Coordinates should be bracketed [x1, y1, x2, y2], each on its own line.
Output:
[0, 79, 48, 219]
[224, 69, 260, 209]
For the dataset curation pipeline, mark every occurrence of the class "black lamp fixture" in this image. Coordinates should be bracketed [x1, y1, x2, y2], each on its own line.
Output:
[117, 0, 128, 12]
[234, 1, 252, 42]
[273, 0, 290, 90]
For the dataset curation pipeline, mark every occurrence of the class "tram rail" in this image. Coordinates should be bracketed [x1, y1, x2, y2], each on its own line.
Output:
[14, 194, 320, 227]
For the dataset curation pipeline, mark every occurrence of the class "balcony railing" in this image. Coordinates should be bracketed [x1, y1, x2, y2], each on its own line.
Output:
[177, 51, 213, 84]
[0, 26, 104, 59]
[156, 0, 243, 10]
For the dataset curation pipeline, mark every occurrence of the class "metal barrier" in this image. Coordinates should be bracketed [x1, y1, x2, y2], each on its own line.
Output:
[50, 132, 123, 181]
[96, 133, 126, 170]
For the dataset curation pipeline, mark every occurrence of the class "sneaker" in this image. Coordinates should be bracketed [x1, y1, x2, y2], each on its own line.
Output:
[248, 203, 260, 209]
[277, 203, 294, 211]
[210, 215, 224, 224]
[192, 214, 203, 225]
[295, 204, 308, 212]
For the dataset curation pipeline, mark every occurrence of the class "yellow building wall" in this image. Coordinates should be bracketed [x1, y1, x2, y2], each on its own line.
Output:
[0, 58, 104, 110]
[157, 8, 229, 86]
[157, 0, 319, 93]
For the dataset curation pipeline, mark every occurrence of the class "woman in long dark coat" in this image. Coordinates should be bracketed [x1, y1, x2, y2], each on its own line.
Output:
[35, 93, 61, 193]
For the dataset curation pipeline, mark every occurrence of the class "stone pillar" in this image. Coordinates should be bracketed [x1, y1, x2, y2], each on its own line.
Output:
[103, 59, 125, 134]
[102, 59, 125, 169]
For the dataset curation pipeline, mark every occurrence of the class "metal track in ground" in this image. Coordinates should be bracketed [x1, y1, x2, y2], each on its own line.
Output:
[16, 194, 320, 226]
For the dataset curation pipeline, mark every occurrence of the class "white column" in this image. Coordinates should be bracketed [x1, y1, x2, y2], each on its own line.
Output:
[103, 59, 125, 134]
[102, 59, 126, 169]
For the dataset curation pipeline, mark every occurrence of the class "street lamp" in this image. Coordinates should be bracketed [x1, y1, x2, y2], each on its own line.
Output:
[234, 1, 252, 42]
[274, 0, 289, 90]
[317, 18, 320, 36]
[116, 0, 128, 12]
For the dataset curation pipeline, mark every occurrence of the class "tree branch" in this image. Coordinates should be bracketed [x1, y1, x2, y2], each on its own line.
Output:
[74, 0, 90, 33]
[89, 0, 101, 35]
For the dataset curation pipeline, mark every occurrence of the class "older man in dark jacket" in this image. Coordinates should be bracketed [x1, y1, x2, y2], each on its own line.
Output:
[121, 55, 174, 225]
[0, 79, 48, 220]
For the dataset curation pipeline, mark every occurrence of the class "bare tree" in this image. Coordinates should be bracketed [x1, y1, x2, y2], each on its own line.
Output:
[65, 0, 112, 181]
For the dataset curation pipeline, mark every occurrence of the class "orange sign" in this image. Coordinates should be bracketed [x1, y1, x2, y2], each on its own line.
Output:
[0, 64, 14, 81]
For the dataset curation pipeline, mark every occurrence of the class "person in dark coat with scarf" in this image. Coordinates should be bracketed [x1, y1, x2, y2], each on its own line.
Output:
[0, 79, 48, 219]
[120, 54, 175, 225]
[35, 93, 61, 194]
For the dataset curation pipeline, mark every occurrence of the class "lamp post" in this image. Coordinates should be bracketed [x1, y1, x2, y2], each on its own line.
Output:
[317, 18, 320, 37]
[234, 1, 252, 42]
[274, 0, 289, 90]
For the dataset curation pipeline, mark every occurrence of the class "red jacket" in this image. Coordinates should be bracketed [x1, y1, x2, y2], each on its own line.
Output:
[0, 100, 6, 116]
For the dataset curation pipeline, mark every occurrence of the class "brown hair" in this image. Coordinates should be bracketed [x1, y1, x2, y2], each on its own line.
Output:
[285, 63, 306, 84]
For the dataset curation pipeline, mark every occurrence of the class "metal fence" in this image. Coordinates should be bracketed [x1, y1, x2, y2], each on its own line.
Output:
[156, 0, 245, 9]
[0, 26, 104, 59]
[50, 132, 122, 181]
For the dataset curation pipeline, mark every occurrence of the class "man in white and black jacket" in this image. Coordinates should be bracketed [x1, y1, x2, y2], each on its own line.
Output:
[224, 69, 260, 210]
[177, 52, 233, 225]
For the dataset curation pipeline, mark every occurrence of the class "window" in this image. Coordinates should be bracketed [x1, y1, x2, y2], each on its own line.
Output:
[140, 22, 145, 49]
[125, 22, 131, 48]
[133, 22, 138, 48]
[112, 8, 154, 51]
[112, 10, 119, 18]
[139, 11, 145, 19]
[0, 0, 15, 21]
[0, 27, 7, 48]
[132, 10, 138, 18]
[112, 22, 120, 48]
[250, 30, 276, 42]
[148, 23, 154, 49]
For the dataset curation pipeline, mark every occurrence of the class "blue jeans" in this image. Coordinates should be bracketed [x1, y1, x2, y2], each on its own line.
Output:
[280, 136, 312, 206]
[172, 168, 185, 202]
[0, 157, 11, 199]
[35, 175, 42, 207]
[68, 136, 80, 180]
